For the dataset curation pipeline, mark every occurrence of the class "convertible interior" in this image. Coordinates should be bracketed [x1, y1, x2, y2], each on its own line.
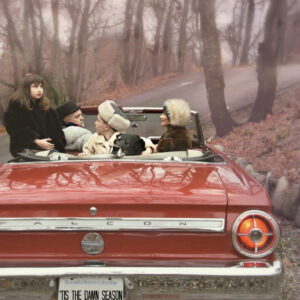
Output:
[8, 106, 224, 163]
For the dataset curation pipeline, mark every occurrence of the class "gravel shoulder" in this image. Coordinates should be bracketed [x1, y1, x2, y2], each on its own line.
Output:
[207, 83, 300, 300]
[277, 217, 300, 300]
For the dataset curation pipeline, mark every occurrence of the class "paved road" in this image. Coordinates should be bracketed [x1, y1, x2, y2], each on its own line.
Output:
[1, 64, 300, 163]
[120, 64, 300, 121]
[0, 134, 12, 163]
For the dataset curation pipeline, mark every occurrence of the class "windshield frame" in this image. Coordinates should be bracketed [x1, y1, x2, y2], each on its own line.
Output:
[81, 106, 206, 147]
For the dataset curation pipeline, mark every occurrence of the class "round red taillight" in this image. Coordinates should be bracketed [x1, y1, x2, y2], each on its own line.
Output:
[232, 210, 280, 258]
[239, 217, 269, 248]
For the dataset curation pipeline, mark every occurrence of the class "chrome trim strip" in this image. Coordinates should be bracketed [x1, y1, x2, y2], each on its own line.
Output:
[0, 217, 225, 232]
[7, 159, 227, 165]
[0, 261, 282, 278]
[122, 107, 199, 115]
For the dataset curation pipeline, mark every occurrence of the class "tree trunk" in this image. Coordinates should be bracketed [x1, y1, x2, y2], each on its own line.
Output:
[131, 0, 145, 85]
[178, 0, 190, 73]
[28, 0, 42, 74]
[162, 0, 174, 74]
[150, 1, 165, 76]
[234, 0, 247, 65]
[36, 0, 45, 73]
[191, 2, 203, 68]
[2, 0, 22, 87]
[50, 0, 60, 74]
[197, 0, 235, 137]
[223, 0, 247, 66]
[74, 0, 90, 102]
[65, 1, 80, 101]
[23, 0, 33, 74]
[278, 0, 287, 64]
[121, 0, 134, 85]
[110, 55, 119, 90]
[249, 0, 287, 122]
[240, 0, 255, 65]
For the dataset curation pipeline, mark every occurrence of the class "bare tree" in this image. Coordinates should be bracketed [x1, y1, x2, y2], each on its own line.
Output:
[239, 0, 255, 64]
[162, 0, 175, 74]
[281, 0, 300, 63]
[50, 0, 60, 74]
[27, 0, 43, 74]
[222, 0, 247, 65]
[23, 0, 33, 74]
[109, 39, 121, 90]
[74, 0, 91, 102]
[121, 0, 134, 85]
[148, 0, 166, 76]
[120, 0, 146, 85]
[63, 0, 81, 101]
[177, 0, 190, 73]
[191, 2, 203, 68]
[62, 0, 105, 102]
[195, 0, 236, 137]
[131, 0, 145, 85]
[249, 0, 287, 122]
[1, 0, 23, 87]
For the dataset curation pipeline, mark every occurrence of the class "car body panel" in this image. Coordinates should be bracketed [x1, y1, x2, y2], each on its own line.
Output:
[0, 107, 281, 299]
[0, 159, 274, 266]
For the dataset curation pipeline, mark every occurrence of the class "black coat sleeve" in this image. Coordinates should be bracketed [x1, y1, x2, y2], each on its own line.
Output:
[4, 101, 66, 156]
[45, 108, 66, 152]
[4, 101, 40, 156]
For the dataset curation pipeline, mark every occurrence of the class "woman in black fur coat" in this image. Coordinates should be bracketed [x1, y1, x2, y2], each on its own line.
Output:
[4, 74, 66, 157]
[157, 98, 192, 152]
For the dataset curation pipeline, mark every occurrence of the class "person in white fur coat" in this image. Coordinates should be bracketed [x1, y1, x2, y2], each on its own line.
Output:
[141, 98, 192, 155]
[56, 101, 92, 151]
[156, 98, 192, 152]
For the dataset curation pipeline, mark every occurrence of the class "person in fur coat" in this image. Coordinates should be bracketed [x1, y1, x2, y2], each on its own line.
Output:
[4, 74, 66, 157]
[56, 101, 92, 151]
[81, 100, 131, 155]
[156, 98, 192, 152]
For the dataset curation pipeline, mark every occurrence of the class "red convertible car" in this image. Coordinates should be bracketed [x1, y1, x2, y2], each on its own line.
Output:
[0, 106, 281, 300]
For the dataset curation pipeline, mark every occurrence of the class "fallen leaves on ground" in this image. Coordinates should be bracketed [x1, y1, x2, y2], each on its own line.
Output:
[209, 83, 300, 185]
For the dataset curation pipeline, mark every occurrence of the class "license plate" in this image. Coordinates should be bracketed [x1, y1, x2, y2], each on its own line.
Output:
[58, 276, 123, 300]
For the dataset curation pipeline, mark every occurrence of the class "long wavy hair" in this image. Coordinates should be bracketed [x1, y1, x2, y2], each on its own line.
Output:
[9, 74, 50, 110]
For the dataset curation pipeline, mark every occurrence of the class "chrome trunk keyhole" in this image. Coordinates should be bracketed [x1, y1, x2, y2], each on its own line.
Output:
[90, 206, 98, 216]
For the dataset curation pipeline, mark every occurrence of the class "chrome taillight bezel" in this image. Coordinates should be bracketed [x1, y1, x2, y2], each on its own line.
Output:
[232, 210, 280, 258]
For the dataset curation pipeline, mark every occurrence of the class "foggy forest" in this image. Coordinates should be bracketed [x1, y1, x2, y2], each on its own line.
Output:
[0, 0, 299, 136]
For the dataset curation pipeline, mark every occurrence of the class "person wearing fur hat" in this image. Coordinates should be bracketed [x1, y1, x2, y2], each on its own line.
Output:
[56, 101, 92, 151]
[157, 98, 192, 152]
[81, 100, 131, 155]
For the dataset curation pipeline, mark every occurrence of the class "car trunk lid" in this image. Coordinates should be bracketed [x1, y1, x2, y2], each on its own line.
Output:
[0, 161, 227, 219]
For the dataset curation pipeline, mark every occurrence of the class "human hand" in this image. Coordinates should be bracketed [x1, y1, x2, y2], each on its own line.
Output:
[34, 138, 54, 150]
[141, 147, 153, 155]
[78, 152, 89, 157]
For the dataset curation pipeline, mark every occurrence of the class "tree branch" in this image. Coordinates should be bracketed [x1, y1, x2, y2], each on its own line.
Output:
[0, 78, 16, 89]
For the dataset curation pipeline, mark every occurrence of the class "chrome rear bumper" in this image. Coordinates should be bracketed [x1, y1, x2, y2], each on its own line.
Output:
[0, 262, 282, 300]
[0, 260, 282, 277]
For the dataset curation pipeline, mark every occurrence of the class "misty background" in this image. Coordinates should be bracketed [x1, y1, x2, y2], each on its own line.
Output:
[0, 0, 299, 137]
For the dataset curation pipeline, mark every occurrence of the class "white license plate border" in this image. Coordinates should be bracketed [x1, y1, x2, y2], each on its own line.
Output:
[58, 276, 124, 300]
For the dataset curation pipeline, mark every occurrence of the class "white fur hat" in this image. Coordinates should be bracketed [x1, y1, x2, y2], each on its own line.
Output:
[98, 100, 130, 132]
[163, 99, 190, 126]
